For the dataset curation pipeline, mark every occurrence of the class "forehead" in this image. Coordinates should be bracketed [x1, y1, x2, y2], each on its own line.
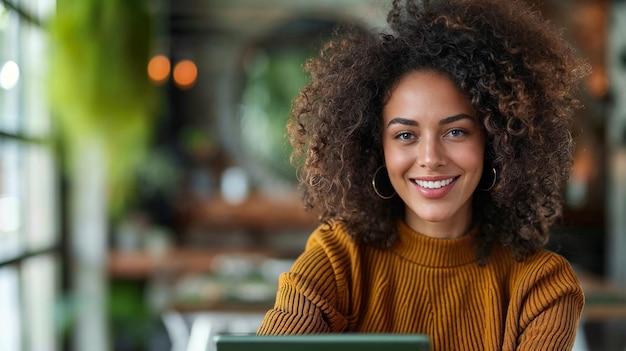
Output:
[383, 70, 474, 121]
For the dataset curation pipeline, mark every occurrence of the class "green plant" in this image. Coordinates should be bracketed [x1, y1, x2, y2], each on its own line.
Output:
[48, 0, 158, 217]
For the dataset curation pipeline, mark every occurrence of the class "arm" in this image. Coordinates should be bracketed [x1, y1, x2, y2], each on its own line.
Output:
[512, 253, 584, 350]
[257, 238, 349, 334]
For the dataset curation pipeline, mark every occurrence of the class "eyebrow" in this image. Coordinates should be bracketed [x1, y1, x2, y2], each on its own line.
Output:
[386, 114, 475, 128]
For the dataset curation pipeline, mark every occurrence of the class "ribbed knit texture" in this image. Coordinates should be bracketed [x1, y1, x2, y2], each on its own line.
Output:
[257, 221, 584, 351]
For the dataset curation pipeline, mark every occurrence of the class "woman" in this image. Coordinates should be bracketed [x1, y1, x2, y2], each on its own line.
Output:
[257, 0, 590, 349]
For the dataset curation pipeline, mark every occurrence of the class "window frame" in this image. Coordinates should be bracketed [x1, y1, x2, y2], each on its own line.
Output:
[0, 0, 65, 350]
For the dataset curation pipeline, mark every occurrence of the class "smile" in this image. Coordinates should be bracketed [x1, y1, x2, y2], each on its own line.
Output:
[413, 177, 456, 189]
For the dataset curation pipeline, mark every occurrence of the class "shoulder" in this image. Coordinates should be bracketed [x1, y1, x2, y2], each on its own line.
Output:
[305, 221, 360, 258]
[293, 221, 360, 276]
[516, 249, 581, 288]
[500, 249, 585, 343]
[491, 246, 583, 301]
[300, 221, 363, 277]
[308, 221, 353, 241]
[287, 221, 359, 301]
[491, 244, 577, 275]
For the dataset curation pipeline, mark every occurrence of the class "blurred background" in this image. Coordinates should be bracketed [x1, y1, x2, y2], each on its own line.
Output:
[0, 0, 625, 350]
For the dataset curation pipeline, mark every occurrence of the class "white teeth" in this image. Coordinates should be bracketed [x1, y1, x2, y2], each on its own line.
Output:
[414, 178, 454, 189]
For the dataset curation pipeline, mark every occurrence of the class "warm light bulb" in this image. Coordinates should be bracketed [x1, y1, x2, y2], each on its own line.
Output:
[147, 54, 171, 85]
[173, 59, 197, 89]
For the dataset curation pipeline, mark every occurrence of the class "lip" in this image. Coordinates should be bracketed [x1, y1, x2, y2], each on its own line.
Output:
[411, 175, 459, 199]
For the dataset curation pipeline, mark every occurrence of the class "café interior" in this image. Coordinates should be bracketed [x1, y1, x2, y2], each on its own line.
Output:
[0, 0, 625, 350]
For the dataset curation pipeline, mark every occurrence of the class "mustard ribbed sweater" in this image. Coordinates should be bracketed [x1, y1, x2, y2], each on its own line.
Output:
[257, 221, 584, 351]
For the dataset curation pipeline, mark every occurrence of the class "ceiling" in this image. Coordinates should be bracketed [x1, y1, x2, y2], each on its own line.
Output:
[168, 0, 388, 39]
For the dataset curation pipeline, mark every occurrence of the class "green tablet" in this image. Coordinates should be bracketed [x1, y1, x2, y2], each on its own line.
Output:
[213, 333, 430, 351]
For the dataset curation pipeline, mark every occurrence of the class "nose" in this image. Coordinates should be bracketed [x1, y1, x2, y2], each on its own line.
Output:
[417, 136, 445, 170]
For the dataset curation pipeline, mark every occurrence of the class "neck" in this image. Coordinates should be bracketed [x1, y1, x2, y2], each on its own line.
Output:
[394, 221, 479, 267]
[404, 207, 473, 239]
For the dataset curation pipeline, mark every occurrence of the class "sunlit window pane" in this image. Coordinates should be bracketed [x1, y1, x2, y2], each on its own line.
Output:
[23, 254, 59, 351]
[0, 140, 24, 261]
[0, 266, 22, 351]
[0, 6, 20, 134]
[21, 0, 56, 21]
[21, 22, 51, 137]
[0, 2, 60, 351]
[25, 144, 57, 251]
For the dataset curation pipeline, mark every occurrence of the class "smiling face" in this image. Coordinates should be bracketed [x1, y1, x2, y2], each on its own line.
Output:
[382, 70, 485, 238]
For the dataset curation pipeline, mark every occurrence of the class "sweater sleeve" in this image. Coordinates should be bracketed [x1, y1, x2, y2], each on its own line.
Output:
[509, 253, 584, 351]
[256, 229, 350, 334]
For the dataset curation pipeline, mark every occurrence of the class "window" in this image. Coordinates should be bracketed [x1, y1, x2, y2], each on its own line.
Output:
[0, 0, 60, 350]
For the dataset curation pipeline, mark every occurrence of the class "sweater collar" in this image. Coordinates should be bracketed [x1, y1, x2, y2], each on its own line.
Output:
[392, 220, 479, 268]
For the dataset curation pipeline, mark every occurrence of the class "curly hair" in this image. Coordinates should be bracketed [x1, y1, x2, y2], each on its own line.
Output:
[288, 0, 590, 261]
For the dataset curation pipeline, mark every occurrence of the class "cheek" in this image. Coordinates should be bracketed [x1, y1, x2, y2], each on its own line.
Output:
[455, 144, 485, 174]
[384, 146, 414, 175]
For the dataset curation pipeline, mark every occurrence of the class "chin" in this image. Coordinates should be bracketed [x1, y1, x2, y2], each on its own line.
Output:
[415, 211, 454, 224]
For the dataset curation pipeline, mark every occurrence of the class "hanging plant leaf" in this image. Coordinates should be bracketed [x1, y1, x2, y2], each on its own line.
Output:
[48, 0, 159, 216]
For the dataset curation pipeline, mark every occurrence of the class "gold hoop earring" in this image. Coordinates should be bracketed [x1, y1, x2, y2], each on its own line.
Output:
[479, 167, 497, 192]
[372, 166, 396, 199]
